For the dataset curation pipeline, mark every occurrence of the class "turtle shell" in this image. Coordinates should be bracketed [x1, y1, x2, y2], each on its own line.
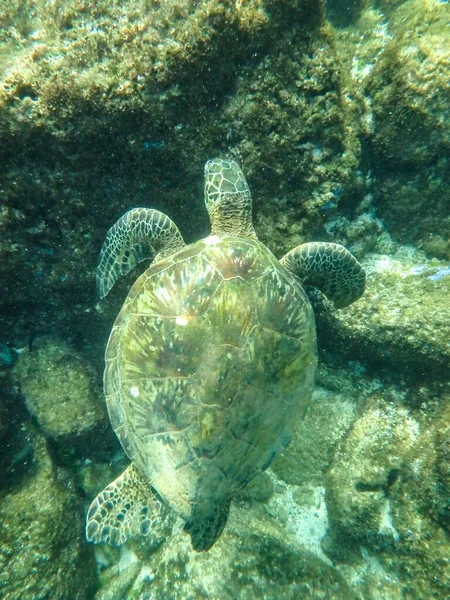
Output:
[104, 235, 317, 520]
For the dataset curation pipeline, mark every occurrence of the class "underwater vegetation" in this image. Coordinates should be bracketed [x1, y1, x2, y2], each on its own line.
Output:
[0, 0, 450, 598]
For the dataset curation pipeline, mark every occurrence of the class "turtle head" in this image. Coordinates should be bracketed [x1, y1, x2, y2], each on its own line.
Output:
[204, 158, 257, 239]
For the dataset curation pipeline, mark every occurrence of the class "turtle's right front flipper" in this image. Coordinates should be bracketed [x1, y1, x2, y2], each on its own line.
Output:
[86, 464, 164, 546]
[97, 208, 185, 298]
[280, 242, 365, 308]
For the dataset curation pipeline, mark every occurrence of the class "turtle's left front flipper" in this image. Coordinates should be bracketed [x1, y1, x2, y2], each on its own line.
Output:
[280, 242, 365, 308]
[97, 208, 185, 298]
[86, 464, 164, 546]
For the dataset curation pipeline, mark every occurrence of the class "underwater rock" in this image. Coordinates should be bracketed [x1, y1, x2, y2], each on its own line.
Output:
[0, 371, 34, 490]
[326, 0, 450, 255]
[434, 403, 450, 531]
[272, 385, 356, 486]
[286, 359, 450, 599]
[314, 252, 450, 383]
[324, 0, 365, 27]
[363, 0, 450, 252]
[369, 401, 450, 599]
[399, 399, 450, 537]
[0, 387, 8, 442]
[326, 397, 419, 545]
[367, 0, 450, 167]
[14, 337, 107, 442]
[90, 473, 357, 600]
[0, 426, 97, 599]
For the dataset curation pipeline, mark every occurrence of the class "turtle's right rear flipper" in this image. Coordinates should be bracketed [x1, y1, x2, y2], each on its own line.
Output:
[86, 464, 163, 546]
[184, 499, 231, 552]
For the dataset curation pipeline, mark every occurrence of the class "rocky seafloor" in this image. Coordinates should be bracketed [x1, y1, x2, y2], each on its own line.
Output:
[1, 0, 449, 598]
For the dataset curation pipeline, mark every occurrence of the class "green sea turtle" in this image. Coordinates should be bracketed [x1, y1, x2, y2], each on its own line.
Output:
[86, 158, 365, 552]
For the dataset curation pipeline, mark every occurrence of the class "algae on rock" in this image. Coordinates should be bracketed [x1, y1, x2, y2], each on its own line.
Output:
[90, 474, 356, 600]
[326, 397, 419, 544]
[271, 385, 356, 487]
[325, 392, 450, 600]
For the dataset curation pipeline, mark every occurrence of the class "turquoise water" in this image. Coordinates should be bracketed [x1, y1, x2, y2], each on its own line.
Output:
[1, 1, 450, 598]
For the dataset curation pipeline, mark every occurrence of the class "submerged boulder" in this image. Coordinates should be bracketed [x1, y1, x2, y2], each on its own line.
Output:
[326, 397, 419, 544]
[14, 337, 107, 442]
[314, 251, 450, 383]
[365, 0, 450, 254]
[91, 475, 356, 600]
[0, 426, 97, 599]
[325, 391, 450, 599]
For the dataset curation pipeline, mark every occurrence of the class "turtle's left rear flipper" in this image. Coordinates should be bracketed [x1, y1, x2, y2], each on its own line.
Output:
[86, 464, 163, 546]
